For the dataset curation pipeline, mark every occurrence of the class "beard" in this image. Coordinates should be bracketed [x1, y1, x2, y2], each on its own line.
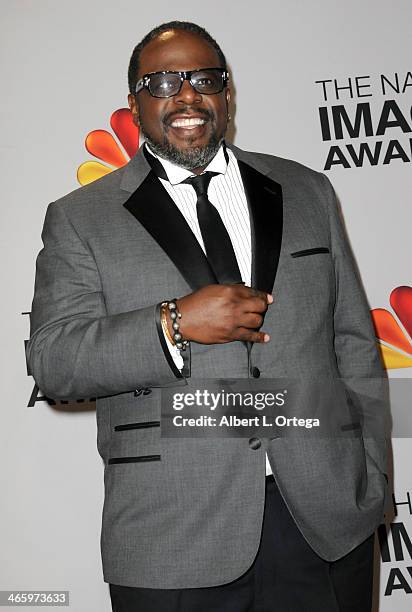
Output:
[140, 108, 224, 171]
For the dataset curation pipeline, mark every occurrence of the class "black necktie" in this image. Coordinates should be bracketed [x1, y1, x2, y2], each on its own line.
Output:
[143, 145, 242, 285]
[182, 172, 242, 285]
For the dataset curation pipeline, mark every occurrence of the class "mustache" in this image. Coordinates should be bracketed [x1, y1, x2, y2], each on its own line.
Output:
[162, 107, 215, 125]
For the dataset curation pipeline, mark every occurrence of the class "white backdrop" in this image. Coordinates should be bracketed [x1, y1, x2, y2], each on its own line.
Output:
[1, 1, 411, 610]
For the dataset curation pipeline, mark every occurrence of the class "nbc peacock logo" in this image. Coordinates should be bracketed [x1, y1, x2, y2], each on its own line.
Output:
[371, 286, 412, 369]
[77, 108, 139, 185]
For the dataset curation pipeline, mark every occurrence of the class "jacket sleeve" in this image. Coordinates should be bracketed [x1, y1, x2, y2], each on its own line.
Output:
[319, 172, 389, 479]
[26, 201, 185, 401]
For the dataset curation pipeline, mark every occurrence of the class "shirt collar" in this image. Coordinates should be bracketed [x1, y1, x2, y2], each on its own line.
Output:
[144, 142, 228, 185]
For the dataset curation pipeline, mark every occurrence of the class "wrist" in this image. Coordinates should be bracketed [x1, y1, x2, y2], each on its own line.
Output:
[161, 300, 189, 350]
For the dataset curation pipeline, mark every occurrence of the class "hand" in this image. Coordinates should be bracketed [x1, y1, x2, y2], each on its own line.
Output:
[166, 284, 273, 345]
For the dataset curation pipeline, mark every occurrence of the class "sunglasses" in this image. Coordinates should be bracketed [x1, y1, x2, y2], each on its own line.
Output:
[135, 67, 229, 98]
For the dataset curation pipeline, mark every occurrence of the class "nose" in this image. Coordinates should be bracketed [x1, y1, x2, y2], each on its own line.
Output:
[173, 78, 202, 105]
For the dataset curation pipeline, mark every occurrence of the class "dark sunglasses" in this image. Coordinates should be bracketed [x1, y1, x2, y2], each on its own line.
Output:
[135, 67, 229, 98]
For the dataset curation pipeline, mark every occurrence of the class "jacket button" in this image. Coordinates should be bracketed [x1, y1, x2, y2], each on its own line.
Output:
[251, 366, 260, 378]
[249, 437, 261, 450]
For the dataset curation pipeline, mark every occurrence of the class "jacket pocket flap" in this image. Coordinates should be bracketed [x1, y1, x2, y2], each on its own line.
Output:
[291, 247, 330, 258]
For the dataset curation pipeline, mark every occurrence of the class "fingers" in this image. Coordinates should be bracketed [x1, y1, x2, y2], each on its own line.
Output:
[246, 296, 270, 313]
[230, 286, 273, 311]
[240, 312, 264, 329]
[222, 284, 273, 305]
[184, 284, 273, 345]
[244, 286, 272, 302]
[236, 327, 271, 343]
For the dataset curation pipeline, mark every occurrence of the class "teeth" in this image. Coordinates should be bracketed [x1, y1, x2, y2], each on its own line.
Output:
[171, 117, 206, 128]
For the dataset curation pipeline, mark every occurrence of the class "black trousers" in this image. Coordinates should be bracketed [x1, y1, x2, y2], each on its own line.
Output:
[109, 475, 375, 612]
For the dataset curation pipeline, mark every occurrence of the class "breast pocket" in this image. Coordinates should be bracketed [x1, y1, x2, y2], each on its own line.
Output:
[290, 247, 330, 258]
[285, 245, 335, 313]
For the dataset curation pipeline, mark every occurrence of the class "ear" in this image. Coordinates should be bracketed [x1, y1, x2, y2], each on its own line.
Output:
[128, 93, 140, 127]
[225, 88, 231, 108]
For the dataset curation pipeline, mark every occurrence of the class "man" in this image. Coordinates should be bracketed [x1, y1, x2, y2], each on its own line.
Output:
[27, 21, 388, 611]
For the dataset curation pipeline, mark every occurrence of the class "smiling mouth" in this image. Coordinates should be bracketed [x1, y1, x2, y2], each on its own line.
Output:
[169, 117, 207, 129]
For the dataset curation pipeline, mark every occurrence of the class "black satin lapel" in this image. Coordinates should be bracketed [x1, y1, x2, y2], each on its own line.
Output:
[237, 160, 283, 296]
[123, 171, 217, 291]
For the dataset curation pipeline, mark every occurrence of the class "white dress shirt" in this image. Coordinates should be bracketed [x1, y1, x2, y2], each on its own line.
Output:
[146, 143, 272, 475]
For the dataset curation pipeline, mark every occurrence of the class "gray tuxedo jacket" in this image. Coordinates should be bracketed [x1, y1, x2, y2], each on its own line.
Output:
[27, 143, 388, 589]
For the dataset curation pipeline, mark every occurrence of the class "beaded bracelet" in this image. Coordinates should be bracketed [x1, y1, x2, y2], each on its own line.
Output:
[161, 299, 189, 351]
